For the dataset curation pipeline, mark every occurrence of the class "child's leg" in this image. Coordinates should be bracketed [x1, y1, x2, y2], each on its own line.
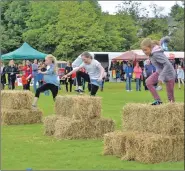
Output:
[90, 84, 99, 96]
[146, 72, 161, 101]
[129, 77, 131, 90]
[65, 79, 68, 92]
[126, 77, 129, 90]
[178, 78, 181, 88]
[88, 83, 91, 92]
[166, 79, 175, 102]
[136, 78, 139, 91]
[70, 80, 73, 92]
[181, 79, 184, 85]
[49, 84, 59, 100]
[33, 83, 51, 106]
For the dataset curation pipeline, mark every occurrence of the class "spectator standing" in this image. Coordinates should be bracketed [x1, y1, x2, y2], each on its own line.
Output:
[134, 62, 142, 91]
[125, 62, 133, 91]
[32, 59, 38, 93]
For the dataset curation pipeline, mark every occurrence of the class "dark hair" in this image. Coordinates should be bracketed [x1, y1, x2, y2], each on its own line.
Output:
[81, 51, 92, 59]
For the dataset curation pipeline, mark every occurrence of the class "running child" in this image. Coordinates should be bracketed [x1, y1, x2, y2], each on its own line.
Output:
[141, 38, 176, 105]
[32, 55, 60, 108]
[63, 52, 105, 96]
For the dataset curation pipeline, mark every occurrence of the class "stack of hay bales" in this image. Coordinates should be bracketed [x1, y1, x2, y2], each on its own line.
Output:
[103, 103, 184, 164]
[44, 95, 115, 139]
[1, 90, 43, 125]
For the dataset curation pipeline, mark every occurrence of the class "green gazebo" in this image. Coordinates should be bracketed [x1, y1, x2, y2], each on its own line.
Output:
[1, 42, 47, 60]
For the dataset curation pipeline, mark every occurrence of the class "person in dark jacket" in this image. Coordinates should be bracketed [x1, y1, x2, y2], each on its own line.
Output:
[0, 60, 6, 90]
[65, 61, 73, 92]
[6, 60, 18, 90]
[125, 62, 133, 91]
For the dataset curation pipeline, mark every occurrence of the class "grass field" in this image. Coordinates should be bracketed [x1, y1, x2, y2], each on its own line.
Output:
[2, 82, 184, 170]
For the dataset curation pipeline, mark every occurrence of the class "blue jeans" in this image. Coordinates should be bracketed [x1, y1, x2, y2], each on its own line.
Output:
[126, 77, 132, 90]
[136, 78, 141, 91]
[33, 76, 38, 93]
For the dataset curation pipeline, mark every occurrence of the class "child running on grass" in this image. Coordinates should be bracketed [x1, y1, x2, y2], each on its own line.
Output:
[141, 38, 176, 105]
[32, 55, 59, 108]
[63, 51, 105, 96]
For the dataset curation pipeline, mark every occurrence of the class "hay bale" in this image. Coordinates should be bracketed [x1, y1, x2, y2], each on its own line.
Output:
[103, 131, 184, 164]
[123, 103, 184, 135]
[54, 117, 115, 140]
[1, 90, 34, 109]
[103, 131, 127, 157]
[55, 95, 101, 120]
[43, 115, 61, 136]
[1, 108, 42, 125]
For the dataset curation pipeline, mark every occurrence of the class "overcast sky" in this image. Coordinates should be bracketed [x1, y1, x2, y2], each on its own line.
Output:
[98, 1, 181, 17]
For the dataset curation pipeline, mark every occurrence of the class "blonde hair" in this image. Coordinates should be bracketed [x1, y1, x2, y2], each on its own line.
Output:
[46, 54, 58, 73]
[9, 60, 14, 66]
[140, 38, 160, 48]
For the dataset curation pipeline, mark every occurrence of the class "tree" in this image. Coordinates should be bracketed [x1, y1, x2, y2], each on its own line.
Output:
[169, 23, 184, 51]
[115, 1, 148, 21]
[55, 1, 106, 59]
[23, 1, 63, 54]
[170, 2, 184, 22]
[1, 1, 30, 53]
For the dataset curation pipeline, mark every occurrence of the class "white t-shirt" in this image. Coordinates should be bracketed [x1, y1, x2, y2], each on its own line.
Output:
[80, 59, 101, 80]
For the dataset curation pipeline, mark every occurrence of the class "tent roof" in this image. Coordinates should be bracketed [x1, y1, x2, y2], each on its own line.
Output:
[1, 42, 47, 60]
[113, 50, 184, 61]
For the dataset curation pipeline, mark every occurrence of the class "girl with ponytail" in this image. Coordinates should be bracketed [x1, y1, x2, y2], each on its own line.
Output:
[141, 38, 176, 105]
[32, 54, 60, 108]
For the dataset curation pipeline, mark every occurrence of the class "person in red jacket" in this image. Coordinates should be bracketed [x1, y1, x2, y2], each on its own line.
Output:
[22, 60, 32, 90]
[134, 62, 142, 91]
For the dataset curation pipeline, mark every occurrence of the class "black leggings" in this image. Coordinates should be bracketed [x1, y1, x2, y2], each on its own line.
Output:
[65, 78, 73, 92]
[35, 83, 58, 100]
[8, 77, 16, 90]
[76, 71, 99, 96]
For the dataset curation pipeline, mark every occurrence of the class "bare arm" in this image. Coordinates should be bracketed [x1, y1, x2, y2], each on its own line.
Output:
[97, 64, 105, 79]
[63, 65, 83, 78]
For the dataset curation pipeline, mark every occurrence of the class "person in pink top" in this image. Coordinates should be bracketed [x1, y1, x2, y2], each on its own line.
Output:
[134, 62, 142, 91]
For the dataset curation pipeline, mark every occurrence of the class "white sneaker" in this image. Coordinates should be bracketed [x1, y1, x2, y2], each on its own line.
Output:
[156, 86, 162, 91]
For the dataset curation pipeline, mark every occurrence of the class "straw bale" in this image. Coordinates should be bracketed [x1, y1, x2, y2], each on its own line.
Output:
[54, 117, 115, 139]
[1, 108, 42, 125]
[1, 90, 34, 109]
[43, 115, 61, 136]
[55, 95, 101, 120]
[103, 131, 184, 163]
[123, 103, 184, 135]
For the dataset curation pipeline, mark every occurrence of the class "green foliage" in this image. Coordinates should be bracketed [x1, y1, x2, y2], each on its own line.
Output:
[1, 1, 184, 59]
[169, 23, 184, 51]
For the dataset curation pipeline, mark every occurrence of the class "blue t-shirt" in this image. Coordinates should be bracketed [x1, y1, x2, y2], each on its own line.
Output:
[43, 64, 59, 87]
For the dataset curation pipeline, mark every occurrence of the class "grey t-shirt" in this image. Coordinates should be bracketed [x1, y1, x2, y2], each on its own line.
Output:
[80, 59, 101, 80]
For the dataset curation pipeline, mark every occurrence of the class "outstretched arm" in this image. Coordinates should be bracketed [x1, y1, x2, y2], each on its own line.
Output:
[62, 65, 83, 79]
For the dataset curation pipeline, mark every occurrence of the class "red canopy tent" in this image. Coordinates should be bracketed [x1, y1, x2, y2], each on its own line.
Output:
[113, 50, 184, 61]
[112, 50, 148, 61]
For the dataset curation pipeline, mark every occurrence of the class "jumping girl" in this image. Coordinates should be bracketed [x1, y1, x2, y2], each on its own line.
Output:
[32, 54, 60, 108]
[63, 52, 105, 96]
[141, 38, 176, 105]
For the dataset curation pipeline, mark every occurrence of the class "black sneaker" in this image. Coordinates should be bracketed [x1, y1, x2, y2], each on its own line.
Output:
[151, 100, 163, 105]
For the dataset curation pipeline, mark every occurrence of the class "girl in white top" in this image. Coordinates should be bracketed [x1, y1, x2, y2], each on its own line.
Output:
[177, 65, 184, 89]
[63, 52, 105, 96]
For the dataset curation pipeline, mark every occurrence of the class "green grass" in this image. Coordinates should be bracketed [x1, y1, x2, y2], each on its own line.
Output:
[2, 82, 184, 170]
